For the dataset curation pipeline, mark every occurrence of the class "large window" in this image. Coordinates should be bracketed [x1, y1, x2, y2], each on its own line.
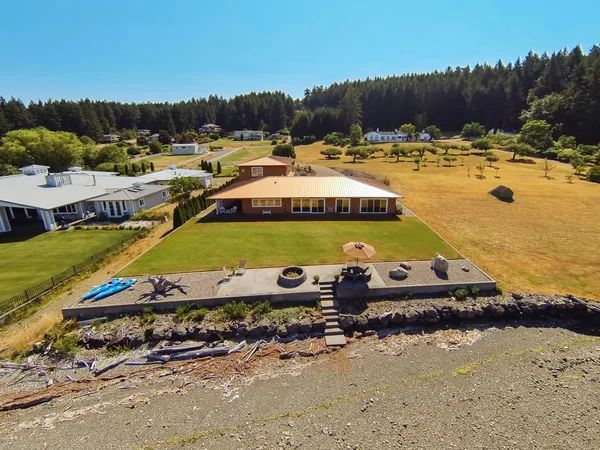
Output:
[53, 204, 77, 214]
[251, 167, 263, 177]
[360, 198, 388, 214]
[292, 198, 325, 213]
[335, 198, 350, 214]
[252, 198, 282, 208]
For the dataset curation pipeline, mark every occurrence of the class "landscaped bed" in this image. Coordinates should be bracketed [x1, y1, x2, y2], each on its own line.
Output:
[119, 217, 460, 276]
[0, 229, 136, 300]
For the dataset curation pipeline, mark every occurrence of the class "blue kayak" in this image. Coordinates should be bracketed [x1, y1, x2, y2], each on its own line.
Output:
[81, 278, 123, 300]
[92, 278, 137, 300]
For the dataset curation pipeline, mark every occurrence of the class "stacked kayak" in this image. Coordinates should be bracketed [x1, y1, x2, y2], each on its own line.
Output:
[81, 278, 137, 301]
[81, 278, 123, 300]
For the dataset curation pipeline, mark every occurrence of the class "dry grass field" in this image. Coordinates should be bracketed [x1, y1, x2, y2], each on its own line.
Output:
[296, 142, 600, 298]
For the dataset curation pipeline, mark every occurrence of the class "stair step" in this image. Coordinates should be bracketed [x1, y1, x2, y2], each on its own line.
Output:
[325, 334, 347, 347]
[325, 322, 340, 330]
[324, 327, 343, 335]
[321, 300, 335, 308]
[319, 281, 335, 286]
[325, 315, 339, 322]
[319, 289, 335, 294]
[320, 295, 335, 301]
[322, 310, 338, 316]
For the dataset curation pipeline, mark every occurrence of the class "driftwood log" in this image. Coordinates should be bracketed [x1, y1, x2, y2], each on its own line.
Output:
[142, 275, 189, 300]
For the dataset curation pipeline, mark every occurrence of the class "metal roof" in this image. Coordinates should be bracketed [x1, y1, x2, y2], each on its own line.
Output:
[92, 184, 169, 201]
[237, 156, 293, 167]
[0, 173, 146, 210]
[209, 176, 402, 200]
[136, 168, 212, 182]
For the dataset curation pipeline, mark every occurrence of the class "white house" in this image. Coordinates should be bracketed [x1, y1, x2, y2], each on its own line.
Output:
[92, 183, 170, 219]
[0, 167, 169, 232]
[137, 129, 151, 136]
[101, 134, 120, 143]
[233, 130, 264, 141]
[148, 133, 160, 142]
[198, 123, 221, 134]
[171, 142, 207, 155]
[364, 129, 408, 142]
[418, 132, 432, 142]
[137, 165, 213, 188]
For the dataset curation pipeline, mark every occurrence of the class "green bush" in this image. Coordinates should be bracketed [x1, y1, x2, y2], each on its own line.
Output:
[586, 166, 600, 183]
[140, 306, 156, 325]
[251, 300, 273, 321]
[53, 333, 79, 356]
[453, 288, 469, 300]
[74, 225, 83, 230]
[471, 138, 493, 150]
[130, 210, 167, 221]
[216, 301, 249, 322]
[469, 286, 480, 297]
[176, 304, 208, 322]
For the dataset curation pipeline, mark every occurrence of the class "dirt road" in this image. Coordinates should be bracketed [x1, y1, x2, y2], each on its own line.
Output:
[1, 320, 599, 449]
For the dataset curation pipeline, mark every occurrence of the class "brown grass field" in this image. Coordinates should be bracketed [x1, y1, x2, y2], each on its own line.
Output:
[296, 142, 600, 299]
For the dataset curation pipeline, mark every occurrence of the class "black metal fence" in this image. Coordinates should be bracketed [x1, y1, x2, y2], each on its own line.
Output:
[0, 232, 142, 317]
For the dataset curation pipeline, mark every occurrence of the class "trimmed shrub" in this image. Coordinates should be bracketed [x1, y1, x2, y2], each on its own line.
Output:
[251, 300, 273, 321]
[471, 138, 493, 150]
[216, 301, 249, 321]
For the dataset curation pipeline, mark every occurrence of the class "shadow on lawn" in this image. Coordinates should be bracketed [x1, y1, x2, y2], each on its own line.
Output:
[196, 213, 408, 224]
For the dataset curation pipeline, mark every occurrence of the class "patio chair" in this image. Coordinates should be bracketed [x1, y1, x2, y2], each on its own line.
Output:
[218, 206, 226, 215]
[262, 209, 271, 215]
[231, 206, 238, 213]
[222, 266, 233, 282]
[236, 260, 247, 274]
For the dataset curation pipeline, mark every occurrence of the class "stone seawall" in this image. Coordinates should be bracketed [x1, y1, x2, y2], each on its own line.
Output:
[80, 293, 599, 350]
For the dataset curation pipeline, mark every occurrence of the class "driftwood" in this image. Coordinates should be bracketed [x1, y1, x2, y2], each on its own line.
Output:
[228, 340, 247, 355]
[169, 346, 229, 361]
[144, 354, 171, 362]
[125, 361, 164, 366]
[151, 343, 206, 355]
[0, 362, 35, 371]
[243, 340, 267, 362]
[93, 357, 128, 377]
[0, 396, 57, 412]
[141, 275, 189, 300]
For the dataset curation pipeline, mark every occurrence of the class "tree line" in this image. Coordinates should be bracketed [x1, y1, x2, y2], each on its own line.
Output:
[1, 45, 599, 145]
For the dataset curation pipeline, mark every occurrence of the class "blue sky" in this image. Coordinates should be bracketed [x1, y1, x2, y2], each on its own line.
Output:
[1, 0, 598, 103]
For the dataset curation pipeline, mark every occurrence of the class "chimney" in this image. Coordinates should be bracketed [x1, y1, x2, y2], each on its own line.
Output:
[376, 128, 379, 133]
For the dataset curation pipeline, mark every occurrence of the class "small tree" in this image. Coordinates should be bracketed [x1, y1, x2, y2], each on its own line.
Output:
[217, 161, 222, 174]
[586, 166, 600, 183]
[323, 133, 341, 146]
[422, 156, 428, 167]
[485, 152, 499, 167]
[400, 123, 416, 139]
[345, 147, 370, 163]
[320, 148, 343, 159]
[132, 164, 138, 173]
[495, 167, 500, 178]
[141, 162, 147, 173]
[505, 142, 535, 161]
[575, 165, 586, 176]
[443, 155, 457, 167]
[413, 156, 422, 170]
[459, 145, 470, 155]
[149, 141, 162, 154]
[436, 156, 442, 167]
[539, 158, 557, 178]
[124, 164, 129, 175]
[475, 163, 486, 178]
[390, 143, 402, 162]
[518, 120, 553, 152]
[113, 164, 119, 173]
[416, 145, 429, 158]
[427, 146, 438, 156]
[150, 161, 155, 172]
[208, 162, 213, 173]
[424, 125, 442, 140]
[400, 146, 412, 158]
[471, 138, 493, 150]
[380, 176, 391, 186]
[272, 143, 296, 158]
[565, 174, 574, 183]
[349, 124, 363, 147]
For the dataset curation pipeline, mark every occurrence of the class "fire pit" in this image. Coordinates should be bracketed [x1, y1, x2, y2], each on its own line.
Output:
[277, 266, 307, 288]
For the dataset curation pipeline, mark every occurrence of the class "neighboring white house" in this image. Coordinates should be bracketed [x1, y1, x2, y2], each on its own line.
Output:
[137, 165, 213, 188]
[171, 142, 207, 155]
[137, 129, 151, 136]
[364, 129, 408, 142]
[198, 123, 221, 134]
[92, 183, 170, 219]
[101, 134, 120, 143]
[233, 130, 264, 141]
[0, 167, 168, 232]
[418, 132, 432, 142]
[148, 133, 160, 142]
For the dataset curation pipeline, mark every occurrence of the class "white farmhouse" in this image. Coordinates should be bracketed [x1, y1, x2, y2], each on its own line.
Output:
[418, 132, 432, 142]
[137, 165, 213, 188]
[171, 143, 207, 155]
[233, 130, 264, 141]
[364, 129, 409, 142]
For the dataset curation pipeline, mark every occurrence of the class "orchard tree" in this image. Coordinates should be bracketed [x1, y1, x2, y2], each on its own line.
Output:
[345, 146, 369, 163]
[505, 142, 535, 160]
[390, 143, 402, 161]
[424, 125, 442, 140]
[149, 141, 163, 154]
[413, 156, 422, 170]
[400, 123, 416, 139]
[476, 162, 486, 178]
[539, 158, 557, 178]
[443, 155, 457, 166]
[518, 120, 553, 152]
[485, 152, 499, 167]
[272, 143, 296, 158]
[320, 148, 343, 159]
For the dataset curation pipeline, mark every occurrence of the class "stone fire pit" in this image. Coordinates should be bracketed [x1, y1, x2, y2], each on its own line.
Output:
[277, 266, 307, 288]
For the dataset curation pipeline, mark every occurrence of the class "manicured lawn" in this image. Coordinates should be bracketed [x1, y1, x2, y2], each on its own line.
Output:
[294, 141, 600, 298]
[119, 217, 460, 276]
[144, 154, 197, 169]
[217, 146, 274, 167]
[0, 230, 136, 300]
[209, 138, 275, 149]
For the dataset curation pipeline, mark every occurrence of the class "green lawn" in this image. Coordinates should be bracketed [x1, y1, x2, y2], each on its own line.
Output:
[217, 146, 274, 167]
[210, 138, 275, 149]
[143, 154, 197, 169]
[0, 230, 135, 300]
[119, 217, 461, 276]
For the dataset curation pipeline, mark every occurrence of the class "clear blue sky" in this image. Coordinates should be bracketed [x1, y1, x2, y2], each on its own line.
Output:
[1, 0, 598, 103]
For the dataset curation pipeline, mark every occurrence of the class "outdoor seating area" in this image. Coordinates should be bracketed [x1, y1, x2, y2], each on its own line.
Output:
[217, 205, 238, 215]
[221, 260, 247, 282]
[340, 264, 372, 282]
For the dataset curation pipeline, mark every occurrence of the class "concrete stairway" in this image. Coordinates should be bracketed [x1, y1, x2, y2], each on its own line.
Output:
[319, 281, 346, 347]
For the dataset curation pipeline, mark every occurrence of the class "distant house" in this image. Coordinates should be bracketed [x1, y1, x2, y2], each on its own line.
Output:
[101, 134, 120, 144]
[418, 132, 431, 142]
[237, 155, 294, 181]
[198, 124, 221, 134]
[92, 184, 170, 219]
[171, 143, 207, 155]
[233, 130, 264, 141]
[148, 133, 160, 142]
[137, 165, 213, 188]
[364, 129, 408, 143]
[267, 133, 285, 140]
[137, 129, 151, 136]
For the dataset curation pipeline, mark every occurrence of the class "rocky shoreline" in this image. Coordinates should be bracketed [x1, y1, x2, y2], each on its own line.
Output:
[77, 293, 600, 351]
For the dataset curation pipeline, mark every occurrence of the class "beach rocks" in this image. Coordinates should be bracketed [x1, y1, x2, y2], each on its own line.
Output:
[389, 267, 409, 280]
[431, 254, 449, 273]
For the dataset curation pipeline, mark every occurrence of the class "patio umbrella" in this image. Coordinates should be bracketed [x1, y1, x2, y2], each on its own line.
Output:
[342, 242, 376, 265]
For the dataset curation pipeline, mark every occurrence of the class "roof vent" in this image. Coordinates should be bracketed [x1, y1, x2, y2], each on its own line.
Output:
[167, 164, 177, 170]
[132, 182, 145, 190]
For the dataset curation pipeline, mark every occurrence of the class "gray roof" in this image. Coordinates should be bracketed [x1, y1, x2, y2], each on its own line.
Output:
[136, 168, 211, 183]
[93, 184, 169, 201]
[0, 173, 143, 210]
[366, 131, 408, 136]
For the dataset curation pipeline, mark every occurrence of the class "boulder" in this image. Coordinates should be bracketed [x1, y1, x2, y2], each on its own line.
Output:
[286, 322, 300, 335]
[276, 326, 288, 337]
[405, 309, 419, 323]
[399, 262, 412, 270]
[298, 320, 312, 334]
[355, 314, 369, 331]
[390, 312, 405, 325]
[389, 267, 409, 280]
[311, 319, 326, 332]
[338, 314, 356, 330]
[431, 254, 449, 273]
[489, 185, 514, 202]
[379, 312, 392, 328]
[171, 326, 188, 340]
[248, 325, 266, 337]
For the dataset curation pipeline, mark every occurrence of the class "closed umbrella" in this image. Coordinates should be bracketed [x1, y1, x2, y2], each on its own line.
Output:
[342, 242, 376, 265]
